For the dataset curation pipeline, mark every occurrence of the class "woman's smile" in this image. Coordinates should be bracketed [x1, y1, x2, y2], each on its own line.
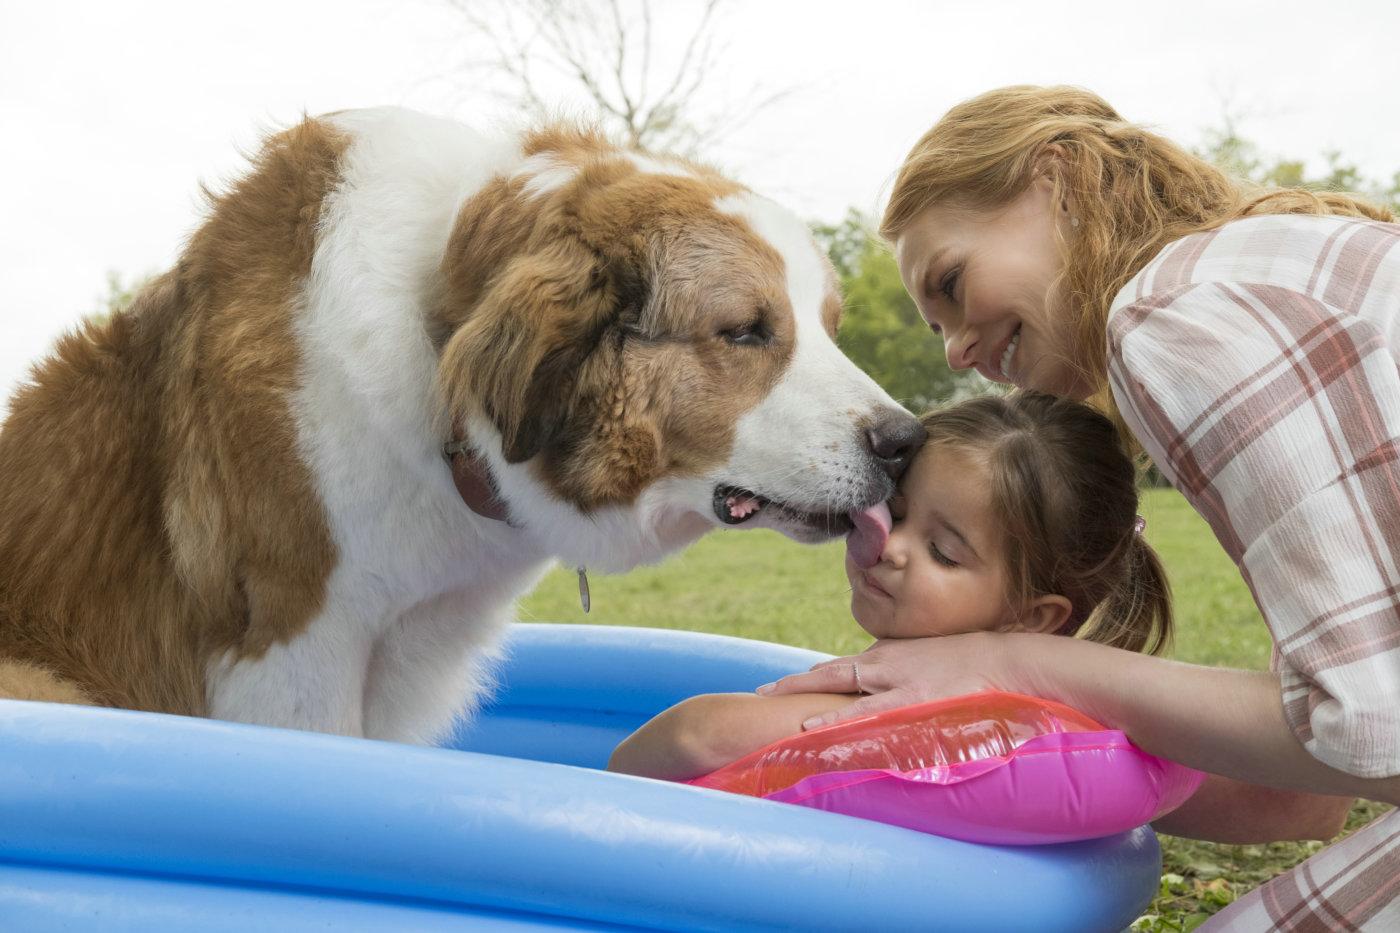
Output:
[996, 326, 1021, 381]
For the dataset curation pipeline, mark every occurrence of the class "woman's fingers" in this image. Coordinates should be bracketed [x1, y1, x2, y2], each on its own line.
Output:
[759, 634, 1016, 727]
[808, 641, 898, 669]
[757, 661, 866, 696]
[806, 657, 849, 672]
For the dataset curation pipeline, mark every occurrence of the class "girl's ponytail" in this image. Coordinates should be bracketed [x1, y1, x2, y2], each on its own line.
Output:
[1075, 531, 1173, 656]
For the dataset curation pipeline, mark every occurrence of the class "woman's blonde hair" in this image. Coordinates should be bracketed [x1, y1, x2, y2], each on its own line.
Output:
[881, 85, 1392, 413]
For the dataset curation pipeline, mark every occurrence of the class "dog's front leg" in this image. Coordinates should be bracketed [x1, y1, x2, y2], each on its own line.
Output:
[206, 621, 373, 737]
[362, 591, 515, 745]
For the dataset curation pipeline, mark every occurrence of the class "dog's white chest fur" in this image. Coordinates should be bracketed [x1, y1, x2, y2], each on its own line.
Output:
[206, 110, 548, 743]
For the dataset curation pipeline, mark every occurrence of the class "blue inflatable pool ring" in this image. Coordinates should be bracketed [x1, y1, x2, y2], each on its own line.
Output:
[0, 624, 1162, 931]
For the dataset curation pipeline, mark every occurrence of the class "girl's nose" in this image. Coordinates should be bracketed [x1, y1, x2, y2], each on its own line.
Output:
[881, 524, 908, 569]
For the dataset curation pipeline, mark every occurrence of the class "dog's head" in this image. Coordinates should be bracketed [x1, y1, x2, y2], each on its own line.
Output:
[433, 128, 924, 571]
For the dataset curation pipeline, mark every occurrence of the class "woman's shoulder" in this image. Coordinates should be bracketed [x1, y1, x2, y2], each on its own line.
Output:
[1110, 213, 1399, 319]
[1105, 212, 1400, 431]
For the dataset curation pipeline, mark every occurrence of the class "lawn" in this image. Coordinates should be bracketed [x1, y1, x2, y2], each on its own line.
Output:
[518, 486, 1391, 930]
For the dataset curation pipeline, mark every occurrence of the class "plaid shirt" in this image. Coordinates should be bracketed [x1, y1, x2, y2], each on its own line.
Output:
[1107, 213, 1400, 930]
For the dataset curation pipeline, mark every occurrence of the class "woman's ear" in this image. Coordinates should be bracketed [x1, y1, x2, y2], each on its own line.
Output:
[1031, 145, 1073, 214]
[1001, 593, 1072, 635]
[1035, 142, 1069, 174]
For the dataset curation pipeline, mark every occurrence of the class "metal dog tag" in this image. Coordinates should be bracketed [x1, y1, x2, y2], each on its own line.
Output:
[577, 566, 591, 614]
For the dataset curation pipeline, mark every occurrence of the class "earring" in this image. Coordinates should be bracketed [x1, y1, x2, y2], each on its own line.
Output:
[1070, 216, 1080, 229]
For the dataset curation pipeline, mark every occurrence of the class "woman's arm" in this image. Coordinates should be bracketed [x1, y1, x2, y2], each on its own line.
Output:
[607, 691, 857, 781]
[1151, 773, 1353, 843]
[761, 634, 1400, 807]
[1103, 280, 1400, 798]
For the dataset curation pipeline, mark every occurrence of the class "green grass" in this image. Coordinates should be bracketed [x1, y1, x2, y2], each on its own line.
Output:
[518, 518, 867, 654]
[1137, 489, 1272, 670]
[518, 487, 1391, 929]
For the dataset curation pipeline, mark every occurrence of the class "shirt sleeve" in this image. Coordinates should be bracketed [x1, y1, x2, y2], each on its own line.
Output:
[1108, 280, 1400, 778]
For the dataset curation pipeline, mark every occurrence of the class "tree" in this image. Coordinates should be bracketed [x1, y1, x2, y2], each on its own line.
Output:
[85, 270, 147, 325]
[813, 211, 988, 410]
[1197, 117, 1400, 212]
[444, 0, 787, 156]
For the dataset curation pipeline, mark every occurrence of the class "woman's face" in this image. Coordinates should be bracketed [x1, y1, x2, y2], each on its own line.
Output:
[894, 177, 1094, 399]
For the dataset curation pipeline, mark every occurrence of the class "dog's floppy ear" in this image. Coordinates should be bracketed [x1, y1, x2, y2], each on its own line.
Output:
[439, 239, 643, 463]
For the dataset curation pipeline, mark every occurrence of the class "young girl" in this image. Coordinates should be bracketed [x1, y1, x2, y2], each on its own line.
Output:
[608, 390, 1172, 780]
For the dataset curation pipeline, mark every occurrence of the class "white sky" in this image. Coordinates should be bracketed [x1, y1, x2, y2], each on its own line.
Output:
[3, 0, 1399, 402]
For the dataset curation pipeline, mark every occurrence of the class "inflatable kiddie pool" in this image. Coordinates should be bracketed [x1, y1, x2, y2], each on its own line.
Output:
[0, 624, 1163, 931]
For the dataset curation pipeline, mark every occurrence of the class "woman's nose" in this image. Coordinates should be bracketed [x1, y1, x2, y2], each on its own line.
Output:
[944, 329, 979, 371]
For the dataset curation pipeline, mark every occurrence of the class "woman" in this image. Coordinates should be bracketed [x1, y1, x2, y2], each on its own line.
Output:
[762, 86, 1400, 929]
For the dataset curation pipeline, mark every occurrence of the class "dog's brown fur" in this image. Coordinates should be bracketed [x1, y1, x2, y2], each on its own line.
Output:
[0, 119, 346, 713]
[437, 125, 814, 509]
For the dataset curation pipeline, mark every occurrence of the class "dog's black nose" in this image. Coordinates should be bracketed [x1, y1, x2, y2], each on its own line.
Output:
[865, 411, 927, 481]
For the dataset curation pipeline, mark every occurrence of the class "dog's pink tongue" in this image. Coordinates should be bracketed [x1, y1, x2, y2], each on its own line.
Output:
[847, 501, 891, 569]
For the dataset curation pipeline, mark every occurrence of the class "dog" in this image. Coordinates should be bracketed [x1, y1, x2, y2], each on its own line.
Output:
[0, 107, 924, 744]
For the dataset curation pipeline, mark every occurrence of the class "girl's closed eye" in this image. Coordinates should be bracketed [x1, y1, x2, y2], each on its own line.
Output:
[928, 540, 958, 567]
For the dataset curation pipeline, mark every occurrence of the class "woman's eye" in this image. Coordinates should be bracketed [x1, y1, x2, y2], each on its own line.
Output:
[721, 319, 771, 347]
[929, 542, 958, 567]
[926, 318, 943, 336]
[939, 266, 962, 304]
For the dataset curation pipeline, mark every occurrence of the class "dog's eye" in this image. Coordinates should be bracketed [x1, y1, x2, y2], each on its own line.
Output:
[721, 319, 771, 347]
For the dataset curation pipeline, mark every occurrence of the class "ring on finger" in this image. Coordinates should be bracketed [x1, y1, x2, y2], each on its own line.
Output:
[852, 662, 866, 695]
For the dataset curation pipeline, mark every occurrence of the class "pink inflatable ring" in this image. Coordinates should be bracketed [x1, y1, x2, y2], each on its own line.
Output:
[691, 690, 1204, 845]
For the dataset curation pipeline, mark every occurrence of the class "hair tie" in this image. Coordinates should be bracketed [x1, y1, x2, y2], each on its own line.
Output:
[1133, 514, 1147, 536]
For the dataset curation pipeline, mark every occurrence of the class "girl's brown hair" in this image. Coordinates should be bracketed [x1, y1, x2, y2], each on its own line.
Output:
[920, 391, 1172, 655]
[881, 85, 1392, 414]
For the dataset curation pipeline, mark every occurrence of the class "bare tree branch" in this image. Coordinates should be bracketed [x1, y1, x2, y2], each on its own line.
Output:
[648, 0, 719, 121]
[444, 0, 789, 157]
[605, 0, 635, 128]
[637, 0, 653, 115]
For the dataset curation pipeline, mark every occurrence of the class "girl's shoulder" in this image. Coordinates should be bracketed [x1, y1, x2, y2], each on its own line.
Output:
[1110, 213, 1400, 320]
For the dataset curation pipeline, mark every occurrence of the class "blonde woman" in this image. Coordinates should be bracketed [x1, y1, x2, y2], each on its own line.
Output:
[764, 86, 1400, 930]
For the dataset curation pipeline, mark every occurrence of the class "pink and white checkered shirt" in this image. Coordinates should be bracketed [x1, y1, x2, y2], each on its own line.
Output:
[1107, 213, 1400, 930]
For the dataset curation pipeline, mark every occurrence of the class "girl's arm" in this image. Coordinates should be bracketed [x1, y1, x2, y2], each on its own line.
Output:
[607, 691, 857, 781]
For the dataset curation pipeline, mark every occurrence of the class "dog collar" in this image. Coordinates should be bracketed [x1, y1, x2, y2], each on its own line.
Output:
[443, 433, 513, 524]
[442, 430, 591, 614]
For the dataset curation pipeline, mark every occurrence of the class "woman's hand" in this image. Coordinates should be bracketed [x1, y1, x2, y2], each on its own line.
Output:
[757, 632, 1028, 730]
[766, 631, 1400, 809]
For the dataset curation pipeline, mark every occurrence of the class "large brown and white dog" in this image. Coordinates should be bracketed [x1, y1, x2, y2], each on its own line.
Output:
[0, 107, 922, 744]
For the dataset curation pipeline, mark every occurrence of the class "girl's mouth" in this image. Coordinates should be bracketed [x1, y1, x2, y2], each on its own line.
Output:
[860, 570, 893, 600]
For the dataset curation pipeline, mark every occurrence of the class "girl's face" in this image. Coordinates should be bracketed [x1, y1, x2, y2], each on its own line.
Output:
[844, 443, 1069, 641]
[846, 445, 1012, 639]
[893, 177, 1095, 400]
